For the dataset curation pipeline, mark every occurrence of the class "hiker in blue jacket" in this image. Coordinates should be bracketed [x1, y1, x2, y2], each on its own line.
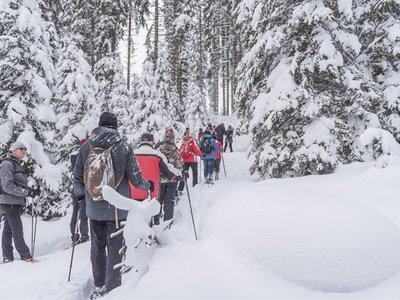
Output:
[199, 131, 222, 184]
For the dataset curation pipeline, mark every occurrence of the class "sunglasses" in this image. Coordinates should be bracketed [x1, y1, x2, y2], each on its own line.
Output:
[18, 148, 27, 151]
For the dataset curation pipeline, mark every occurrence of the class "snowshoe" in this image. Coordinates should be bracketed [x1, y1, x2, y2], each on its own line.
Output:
[90, 286, 107, 300]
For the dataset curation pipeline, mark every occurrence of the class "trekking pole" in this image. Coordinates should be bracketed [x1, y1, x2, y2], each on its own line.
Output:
[32, 198, 38, 258]
[30, 199, 34, 256]
[199, 160, 203, 183]
[221, 153, 227, 179]
[30, 197, 38, 258]
[68, 207, 80, 282]
[184, 177, 198, 240]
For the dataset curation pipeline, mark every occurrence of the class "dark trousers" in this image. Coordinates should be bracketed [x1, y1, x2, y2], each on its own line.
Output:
[178, 162, 198, 192]
[1, 204, 31, 260]
[155, 182, 177, 224]
[90, 219, 124, 292]
[69, 197, 89, 240]
[224, 141, 233, 152]
[214, 158, 221, 173]
[204, 159, 215, 178]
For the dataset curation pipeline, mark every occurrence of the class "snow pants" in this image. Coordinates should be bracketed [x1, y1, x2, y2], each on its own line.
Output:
[214, 158, 221, 173]
[203, 159, 215, 178]
[90, 219, 125, 292]
[155, 182, 178, 225]
[178, 162, 199, 192]
[1, 204, 31, 261]
[69, 196, 89, 241]
[224, 141, 233, 152]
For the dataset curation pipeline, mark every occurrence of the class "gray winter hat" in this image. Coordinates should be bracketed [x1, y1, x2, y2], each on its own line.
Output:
[10, 141, 27, 152]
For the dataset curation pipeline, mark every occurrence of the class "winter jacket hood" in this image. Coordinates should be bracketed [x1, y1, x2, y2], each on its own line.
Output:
[89, 127, 122, 149]
[180, 136, 203, 163]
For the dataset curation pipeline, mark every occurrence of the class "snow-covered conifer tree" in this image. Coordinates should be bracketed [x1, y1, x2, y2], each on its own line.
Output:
[130, 61, 166, 144]
[0, 0, 65, 218]
[53, 40, 99, 212]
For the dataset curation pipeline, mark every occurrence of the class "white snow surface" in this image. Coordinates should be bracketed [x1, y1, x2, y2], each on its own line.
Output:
[2, 137, 400, 299]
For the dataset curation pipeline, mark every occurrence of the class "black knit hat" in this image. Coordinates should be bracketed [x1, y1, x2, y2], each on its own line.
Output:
[99, 112, 118, 129]
[140, 133, 154, 142]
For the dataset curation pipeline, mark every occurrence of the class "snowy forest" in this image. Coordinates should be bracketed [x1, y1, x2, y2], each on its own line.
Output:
[0, 0, 400, 219]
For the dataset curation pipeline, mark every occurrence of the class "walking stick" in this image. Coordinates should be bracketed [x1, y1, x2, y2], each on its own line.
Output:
[184, 177, 198, 241]
[68, 207, 80, 282]
[31, 197, 38, 258]
[221, 153, 227, 179]
[199, 159, 203, 183]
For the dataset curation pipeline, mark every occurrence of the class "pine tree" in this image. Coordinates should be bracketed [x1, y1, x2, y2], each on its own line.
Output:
[0, 0, 64, 218]
[130, 61, 167, 144]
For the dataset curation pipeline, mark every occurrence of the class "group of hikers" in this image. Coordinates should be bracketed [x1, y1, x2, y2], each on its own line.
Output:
[0, 111, 235, 299]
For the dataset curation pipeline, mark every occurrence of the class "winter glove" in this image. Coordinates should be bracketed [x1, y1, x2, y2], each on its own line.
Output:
[77, 195, 85, 203]
[175, 176, 183, 182]
[28, 187, 41, 198]
[148, 180, 155, 193]
[183, 170, 190, 180]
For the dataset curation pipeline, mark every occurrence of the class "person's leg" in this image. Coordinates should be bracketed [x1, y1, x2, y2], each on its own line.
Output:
[206, 160, 214, 182]
[90, 220, 107, 289]
[79, 200, 89, 241]
[70, 197, 79, 241]
[214, 159, 221, 180]
[191, 162, 198, 186]
[105, 220, 124, 292]
[154, 184, 167, 225]
[1, 205, 14, 261]
[163, 182, 178, 221]
[178, 163, 190, 192]
[6, 205, 31, 260]
[203, 159, 208, 180]
[229, 142, 233, 152]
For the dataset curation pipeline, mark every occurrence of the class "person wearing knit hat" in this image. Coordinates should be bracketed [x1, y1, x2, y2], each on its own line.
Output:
[9, 141, 27, 153]
[73, 112, 151, 297]
[153, 128, 184, 225]
[0, 140, 40, 263]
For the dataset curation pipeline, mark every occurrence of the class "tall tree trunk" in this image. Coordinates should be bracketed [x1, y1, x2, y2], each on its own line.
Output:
[153, 0, 159, 70]
[127, 1, 132, 90]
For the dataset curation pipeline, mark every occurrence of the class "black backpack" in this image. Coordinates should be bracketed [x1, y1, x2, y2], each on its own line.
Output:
[200, 137, 213, 154]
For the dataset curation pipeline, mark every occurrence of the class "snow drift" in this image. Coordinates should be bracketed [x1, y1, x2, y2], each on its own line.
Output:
[204, 185, 400, 292]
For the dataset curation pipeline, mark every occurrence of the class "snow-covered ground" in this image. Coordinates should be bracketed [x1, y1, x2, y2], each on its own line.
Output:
[2, 135, 400, 300]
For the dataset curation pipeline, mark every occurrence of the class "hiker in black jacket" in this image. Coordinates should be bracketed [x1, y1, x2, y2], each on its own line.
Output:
[215, 123, 226, 145]
[224, 125, 234, 152]
[73, 112, 151, 299]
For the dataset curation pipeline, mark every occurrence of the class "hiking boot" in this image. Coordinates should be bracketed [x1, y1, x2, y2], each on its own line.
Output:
[214, 172, 219, 181]
[80, 235, 90, 243]
[71, 233, 80, 243]
[90, 285, 107, 300]
[24, 257, 34, 263]
[2, 257, 13, 264]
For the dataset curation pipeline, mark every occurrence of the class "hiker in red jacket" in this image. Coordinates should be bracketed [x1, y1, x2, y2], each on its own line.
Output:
[129, 133, 181, 201]
[178, 133, 203, 192]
